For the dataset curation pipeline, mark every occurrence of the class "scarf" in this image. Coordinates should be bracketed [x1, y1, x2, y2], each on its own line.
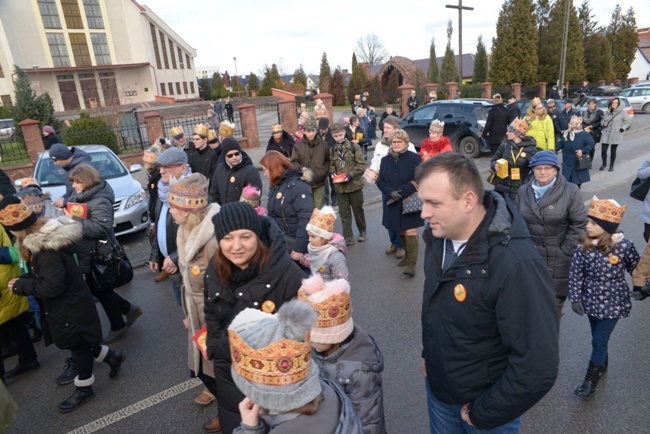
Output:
[562, 127, 584, 142]
[388, 147, 408, 159]
[531, 176, 557, 202]
[229, 261, 260, 290]
[307, 243, 337, 275]
[157, 167, 192, 205]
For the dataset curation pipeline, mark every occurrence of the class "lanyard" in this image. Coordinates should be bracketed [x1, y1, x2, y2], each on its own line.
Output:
[510, 145, 524, 164]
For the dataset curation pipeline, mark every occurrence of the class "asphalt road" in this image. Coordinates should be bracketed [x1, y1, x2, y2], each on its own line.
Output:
[5, 115, 650, 433]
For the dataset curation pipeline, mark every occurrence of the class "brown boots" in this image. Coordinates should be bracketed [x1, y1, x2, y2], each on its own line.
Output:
[154, 270, 168, 282]
[403, 235, 419, 277]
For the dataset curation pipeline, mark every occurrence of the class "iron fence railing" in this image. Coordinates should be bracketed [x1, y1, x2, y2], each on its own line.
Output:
[0, 131, 30, 166]
[162, 111, 243, 139]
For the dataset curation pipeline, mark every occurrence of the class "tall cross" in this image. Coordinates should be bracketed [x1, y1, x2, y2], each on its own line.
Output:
[446, 0, 474, 85]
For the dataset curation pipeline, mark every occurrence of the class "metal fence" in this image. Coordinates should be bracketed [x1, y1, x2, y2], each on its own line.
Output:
[0, 127, 30, 166]
[162, 110, 243, 139]
[116, 110, 148, 153]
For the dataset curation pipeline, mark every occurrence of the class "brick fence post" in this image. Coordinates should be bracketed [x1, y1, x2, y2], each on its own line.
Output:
[445, 82, 458, 100]
[398, 84, 415, 116]
[313, 93, 333, 125]
[143, 112, 163, 146]
[537, 82, 547, 99]
[481, 82, 492, 99]
[237, 104, 259, 149]
[278, 100, 297, 134]
[19, 119, 44, 163]
[511, 83, 522, 100]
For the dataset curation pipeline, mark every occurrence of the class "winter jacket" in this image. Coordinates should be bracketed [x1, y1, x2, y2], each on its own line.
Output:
[636, 155, 650, 225]
[147, 168, 161, 223]
[422, 191, 558, 430]
[345, 126, 371, 150]
[516, 175, 587, 299]
[482, 104, 510, 146]
[13, 217, 103, 349]
[376, 151, 424, 232]
[61, 147, 92, 204]
[0, 169, 15, 198]
[209, 151, 263, 205]
[419, 136, 452, 161]
[0, 226, 26, 325]
[547, 106, 560, 136]
[266, 131, 295, 158]
[43, 134, 60, 150]
[177, 203, 220, 378]
[369, 140, 417, 174]
[378, 111, 398, 132]
[556, 108, 579, 133]
[68, 181, 115, 274]
[507, 103, 521, 122]
[312, 326, 386, 434]
[568, 234, 639, 319]
[266, 169, 313, 254]
[527, 115, 555, 151]
[556, 131, 595, 186]
[407, 96, 419, 113]
[329, 140, 365, 194]
[490, 138, 538, 202]
[189, 145, 218, 183]
[582, 108, 603, 143]
[600, 105, 632, 145]
[291, 135, 330, 189]
[149, 195, 179, 267]
[632, 237, 650, 287]
[300, 233, 348, 281]
[233, 379, 362, 434]
[317, 130, 336, 149]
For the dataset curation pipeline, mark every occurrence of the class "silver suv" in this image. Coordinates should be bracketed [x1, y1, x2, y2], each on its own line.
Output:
[618, 88, 650, 114]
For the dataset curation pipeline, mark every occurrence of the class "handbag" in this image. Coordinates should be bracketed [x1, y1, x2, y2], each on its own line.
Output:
[90, 228, 134, 291]
[402, 181, 423, 215]
[630, 177, 650, 201]
[576, 155, 592, 170]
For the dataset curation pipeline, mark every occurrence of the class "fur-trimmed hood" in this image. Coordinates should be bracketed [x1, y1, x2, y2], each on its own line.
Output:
[23, 216, 83, 256]
[177, 203, 220, 268]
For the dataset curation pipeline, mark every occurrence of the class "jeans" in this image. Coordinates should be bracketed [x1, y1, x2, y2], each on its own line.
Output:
[170, 278, 182, 306]
[588, 315, 618, 366]
[389, 229, 403, 249]
[426, 379, 521, 434]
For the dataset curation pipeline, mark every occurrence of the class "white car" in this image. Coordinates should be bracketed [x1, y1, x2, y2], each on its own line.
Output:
[0, 119, 14, 140]
[618, 88, 650, 114]
[16, 145, 149, 236]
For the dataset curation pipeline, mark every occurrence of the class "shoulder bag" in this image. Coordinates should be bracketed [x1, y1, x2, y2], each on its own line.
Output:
[576, 155, 592, 170]
[402, 181, 423, 215]
[630, 177, 650, 201]
[90, 228, 134, 291]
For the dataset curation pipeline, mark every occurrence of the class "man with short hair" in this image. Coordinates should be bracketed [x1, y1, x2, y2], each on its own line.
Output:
[188, 124, 218, 182]
[209, 138, 262, 206]
[507, 94, 520, 122]
[266, 123, 295, 157]
[417, 152, 558, 433]
[482, 94, 510, 154]
[407, 90, 420, 113]
[546, 99, 561, 143]
[577, 81, 590, 99]
[170, 126, 195, 157]
[49, 143, 92, 208]
[557, 99, 579, 135]
[317, 118, 337, 207]
[291, 120, 330, 208]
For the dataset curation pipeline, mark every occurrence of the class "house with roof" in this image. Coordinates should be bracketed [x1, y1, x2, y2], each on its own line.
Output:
[631, 27, 650, 81]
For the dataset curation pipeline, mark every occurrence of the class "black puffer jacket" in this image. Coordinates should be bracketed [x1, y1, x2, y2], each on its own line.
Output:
[13, 217, 103, 349]
[482, 104, 510, 146]
[266, 130, 295, 158]
[266, 169, 313, 254]
[422, 192, 558, 430]
[68, 181, 115, 274]
[490, 138, 538, 202]
[208, 151, 262, 205]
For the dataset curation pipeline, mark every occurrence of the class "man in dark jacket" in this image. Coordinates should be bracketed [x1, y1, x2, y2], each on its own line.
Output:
[506, 94, 520, 122]
[188, 124, 218, 184]
[416, 152, 558, 432]
[317, 118, 337, 207]
[482, 94, 510, 153]
[208, 138, 262, 205]
[49, 143, 92, 208]
[546, 99, 561, 143]
[557, 99, 579, 135]
[266, 124, 295, 158]
[407, 90, 420, 113]
[291, 120, 330, 208]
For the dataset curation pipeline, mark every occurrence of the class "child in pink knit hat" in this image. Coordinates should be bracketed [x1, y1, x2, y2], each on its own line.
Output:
[240, 185, 266, 216]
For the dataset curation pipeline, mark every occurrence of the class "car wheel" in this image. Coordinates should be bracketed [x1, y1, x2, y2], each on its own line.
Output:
[643, 103, 650, 114]
[458, 136, 481, 158]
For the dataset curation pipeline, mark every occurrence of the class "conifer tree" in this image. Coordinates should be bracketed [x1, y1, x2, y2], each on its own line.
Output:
[472, 35, 488, 84]
[366, 75, 382, 105]
[427, 38, 439, 84]
[247, 72, 260, 92]
[319, 53, 331, 93]
[211, 72, 224, 92]
[439, 20, 459, 86]
[490, 0, 538, 86]
[347, 53, 364, 104]
[198, 78, 211, 100]
[258, 64, 283, 96]
[606, 5, 638, 80]
[293, 65, 308, 89]
[330, 67, 346, 106]
[584, 33, 615, 82]
[578, 0, 597, 43]
[11, 66, 60, 144]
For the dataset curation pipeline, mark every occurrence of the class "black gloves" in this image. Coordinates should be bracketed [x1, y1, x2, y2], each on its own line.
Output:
[632, 286, 650, 301]
[571, 301, 585, 316]
[389, 191, 402, 201]
[619, 128, 625, 133]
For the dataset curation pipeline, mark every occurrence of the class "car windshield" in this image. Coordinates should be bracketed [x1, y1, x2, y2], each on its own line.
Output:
[35, 150, 128, 186]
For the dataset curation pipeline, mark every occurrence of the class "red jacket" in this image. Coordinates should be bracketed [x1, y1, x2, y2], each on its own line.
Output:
[419, 136, 452, 161]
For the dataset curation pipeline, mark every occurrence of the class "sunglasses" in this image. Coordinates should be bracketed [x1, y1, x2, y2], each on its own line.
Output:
[272, 131, 283, 134]
[226, 151, 241, 158]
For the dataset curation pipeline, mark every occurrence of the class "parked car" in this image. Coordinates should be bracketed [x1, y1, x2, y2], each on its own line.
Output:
[400, 100, 491, 157]
[618, 87, 650, 114]
[515, 99, 553, 118]
[575, 96, 634, 123]
[589, 85, 622, 96]
[0, 119, 15, 140]
[15, 145, 149, 236]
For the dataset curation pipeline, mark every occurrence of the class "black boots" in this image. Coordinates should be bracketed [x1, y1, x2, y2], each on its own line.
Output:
[56, 357, 78, 385]
[104, 349, 126, 379]
[599, 163, 606, 171]
[58, 377, 94, 413]
[608, 163, 614, 172]
[4, 360, 40, 379]
[575, 361, 605, 399]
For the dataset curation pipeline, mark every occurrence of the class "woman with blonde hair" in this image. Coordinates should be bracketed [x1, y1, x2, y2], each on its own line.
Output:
[525, 98, 555, 151]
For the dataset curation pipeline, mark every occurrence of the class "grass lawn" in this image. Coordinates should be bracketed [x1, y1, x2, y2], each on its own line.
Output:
[0, 141, 31, 167]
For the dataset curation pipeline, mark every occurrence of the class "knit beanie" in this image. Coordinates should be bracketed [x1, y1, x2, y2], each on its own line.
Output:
[529, 150, 560, 170]
[212, 201, 262, 242]
[383, 115, 401, 129]
[298, 275, 353, 344]
[588, 196, 626, 234]
[228, 300, 321, 412]
[220, 138, 241, 156]
[0, 195, 38, 231]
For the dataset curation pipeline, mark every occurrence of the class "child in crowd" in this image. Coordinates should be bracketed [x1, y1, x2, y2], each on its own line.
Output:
[419, 120, 452, 162]
[229, 300, 362, 434]
[568, 197, 639, 399]
[240, 185, 266, 217]
[300, 206, 348, 280]
[17, 178, 62, 219]
[299, 275, 386, 434]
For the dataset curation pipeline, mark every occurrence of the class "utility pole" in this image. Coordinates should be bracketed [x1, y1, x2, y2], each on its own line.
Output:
[558, 0, 571, 99]
[446, 0, 474, 85]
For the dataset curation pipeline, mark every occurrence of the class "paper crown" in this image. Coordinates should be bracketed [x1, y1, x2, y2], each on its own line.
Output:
[0, 199, 36, 231]
[219, 121, 234, 138]
[194, 123, 210, 138]
[298, 276, 353, 344]
[208, 129, 217, 142]
[240, 185, 261, 208]
[588, 196, 626, 226]
[20, 193, 43, 215]
[229, 329, 312, 386]
[143, 149, 158, 164]
[170, 126, 184, 138]
[169, 174, 208, 213]
[306, 206, 336, 240]
[531, 97, 542, 108]
[510, 118, 530, 136]
[429, 119, 445, 133]
[20, 178, 39, 188]
[298, 289, 351, 329]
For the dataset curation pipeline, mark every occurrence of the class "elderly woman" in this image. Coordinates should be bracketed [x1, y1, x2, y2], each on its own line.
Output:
[599, 97, 631, 172]
[525, 98, 555, 151]
[260, 150, 313, 266]
[516, 151, 587, 319]
[556, 115, 595, 188]
[490, 118, 538, 202]
[42, 125, 59, 150]
[168, 173, 221, 430]
[376, 129, 424, 277]
[203, 202, 306, 434]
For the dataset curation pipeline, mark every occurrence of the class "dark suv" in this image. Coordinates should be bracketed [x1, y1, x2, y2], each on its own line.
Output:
[400, 100, 490, 157]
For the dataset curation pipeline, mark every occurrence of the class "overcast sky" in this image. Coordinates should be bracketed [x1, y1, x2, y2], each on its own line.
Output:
[143, 0, 649, 77]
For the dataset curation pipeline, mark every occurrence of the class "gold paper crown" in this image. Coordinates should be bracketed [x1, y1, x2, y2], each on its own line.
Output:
[169, 182, 208, 213]
[0, 202, 33, 228]
[429, 119, 445, 133]
[531, 97, 541, 108]
[229, 330, 312, 386]
[306, 207, 335, 239]
[208, 129, 217, 142]
[510, 118, 530, 135]
[219, 121, 234, 138]
[143, 149, 158, 164]
[20, 177, 39, 188]
[588, 198, 626, 224]
[194, 123, 210, 137]
[298, 290, 352, 328]
[271, 123, 283, 134]
[170, 126, 184, 137]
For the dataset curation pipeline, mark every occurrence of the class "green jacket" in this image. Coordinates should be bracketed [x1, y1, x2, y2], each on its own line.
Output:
[0, 226, 26, 325]
[329, 139, 365, 194]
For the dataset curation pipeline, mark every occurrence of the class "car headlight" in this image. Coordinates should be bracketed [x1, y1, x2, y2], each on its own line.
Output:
[125, 190, 146, 209]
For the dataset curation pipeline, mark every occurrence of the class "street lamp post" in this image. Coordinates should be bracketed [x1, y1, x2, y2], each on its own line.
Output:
[32, 65, 43, 94]
[233, 57, 242, 105]
[179, 61, 188, 103]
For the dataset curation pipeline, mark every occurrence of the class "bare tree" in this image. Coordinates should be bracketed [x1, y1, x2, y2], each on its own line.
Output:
[354, 33, 389, 65]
